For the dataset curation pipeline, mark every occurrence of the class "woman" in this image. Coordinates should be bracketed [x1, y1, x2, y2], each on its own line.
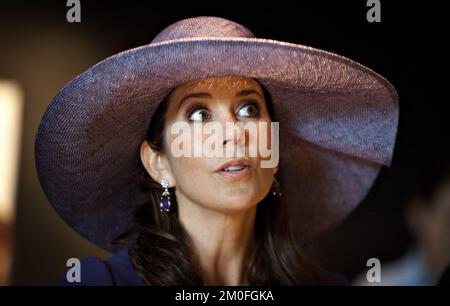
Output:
[35, 16, 399, 285]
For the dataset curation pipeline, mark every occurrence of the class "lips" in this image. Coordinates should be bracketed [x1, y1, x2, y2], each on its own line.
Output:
[216, 159, 252, 172]
[215, 158, 252, 181]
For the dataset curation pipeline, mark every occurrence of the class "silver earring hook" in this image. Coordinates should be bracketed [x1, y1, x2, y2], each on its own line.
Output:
[271, 177, 282, 197]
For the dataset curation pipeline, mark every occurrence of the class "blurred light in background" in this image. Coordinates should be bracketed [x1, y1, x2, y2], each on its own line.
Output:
[0, 80, 23, 285]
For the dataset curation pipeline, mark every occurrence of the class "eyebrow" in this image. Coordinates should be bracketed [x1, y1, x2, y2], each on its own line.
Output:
[177, 88, 264, 111]
[235, 89, 264, 99]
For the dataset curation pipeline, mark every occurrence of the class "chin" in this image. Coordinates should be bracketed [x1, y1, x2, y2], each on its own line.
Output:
[214, 196, 259, 212]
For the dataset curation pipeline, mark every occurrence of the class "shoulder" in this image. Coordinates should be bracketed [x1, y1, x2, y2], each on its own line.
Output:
[59, 249, 146, 286]
[315, 267, 349, 286]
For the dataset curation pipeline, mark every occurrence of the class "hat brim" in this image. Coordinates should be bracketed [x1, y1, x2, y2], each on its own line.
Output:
[35, 37, 398, 252]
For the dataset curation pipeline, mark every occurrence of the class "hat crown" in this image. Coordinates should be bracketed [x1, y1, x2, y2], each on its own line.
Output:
[151, 16, 255, 44]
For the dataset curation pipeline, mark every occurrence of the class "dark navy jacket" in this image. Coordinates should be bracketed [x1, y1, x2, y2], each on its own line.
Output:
[60, 249, 348, 286]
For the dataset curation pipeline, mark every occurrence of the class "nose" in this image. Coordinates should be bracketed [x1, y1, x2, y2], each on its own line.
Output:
[221, 111, 248, 147]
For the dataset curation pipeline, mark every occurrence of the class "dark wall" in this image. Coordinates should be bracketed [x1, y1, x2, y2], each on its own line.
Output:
[0, 1, 445, 284]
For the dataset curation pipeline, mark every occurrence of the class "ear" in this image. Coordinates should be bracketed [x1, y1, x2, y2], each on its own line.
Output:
[140, 140, 176, 187]
[273, 166, 279, 176]
[405, 197, 428, 236]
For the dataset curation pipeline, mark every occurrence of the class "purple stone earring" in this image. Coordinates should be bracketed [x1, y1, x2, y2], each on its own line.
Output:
[159, 179, 171, 213]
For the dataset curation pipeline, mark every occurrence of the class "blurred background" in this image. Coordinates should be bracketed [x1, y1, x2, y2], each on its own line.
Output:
[0, 1, 447, 285]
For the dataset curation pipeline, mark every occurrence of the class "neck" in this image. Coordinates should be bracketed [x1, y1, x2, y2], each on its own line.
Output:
[177, 195, 256, 286]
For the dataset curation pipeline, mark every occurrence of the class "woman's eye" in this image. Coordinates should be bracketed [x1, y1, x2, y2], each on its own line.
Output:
[237, 103, 259, 118]
[187, 106, 210, 122]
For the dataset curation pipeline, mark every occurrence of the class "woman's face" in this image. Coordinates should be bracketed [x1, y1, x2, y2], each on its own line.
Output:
[143, 76, 277, 213]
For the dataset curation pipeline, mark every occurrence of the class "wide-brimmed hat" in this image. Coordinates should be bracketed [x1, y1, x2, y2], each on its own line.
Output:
[35, 16, 398, 252]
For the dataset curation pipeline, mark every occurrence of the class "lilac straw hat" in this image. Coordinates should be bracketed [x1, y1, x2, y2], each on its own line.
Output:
[35, 16, 399, 252]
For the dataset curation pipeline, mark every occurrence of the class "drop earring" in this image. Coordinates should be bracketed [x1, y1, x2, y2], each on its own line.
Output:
[159, 179, 171, 213]
[271, 177, 282, 197]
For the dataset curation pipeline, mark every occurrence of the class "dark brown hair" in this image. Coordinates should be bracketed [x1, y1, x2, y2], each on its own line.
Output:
[114, 79, 319, 285]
